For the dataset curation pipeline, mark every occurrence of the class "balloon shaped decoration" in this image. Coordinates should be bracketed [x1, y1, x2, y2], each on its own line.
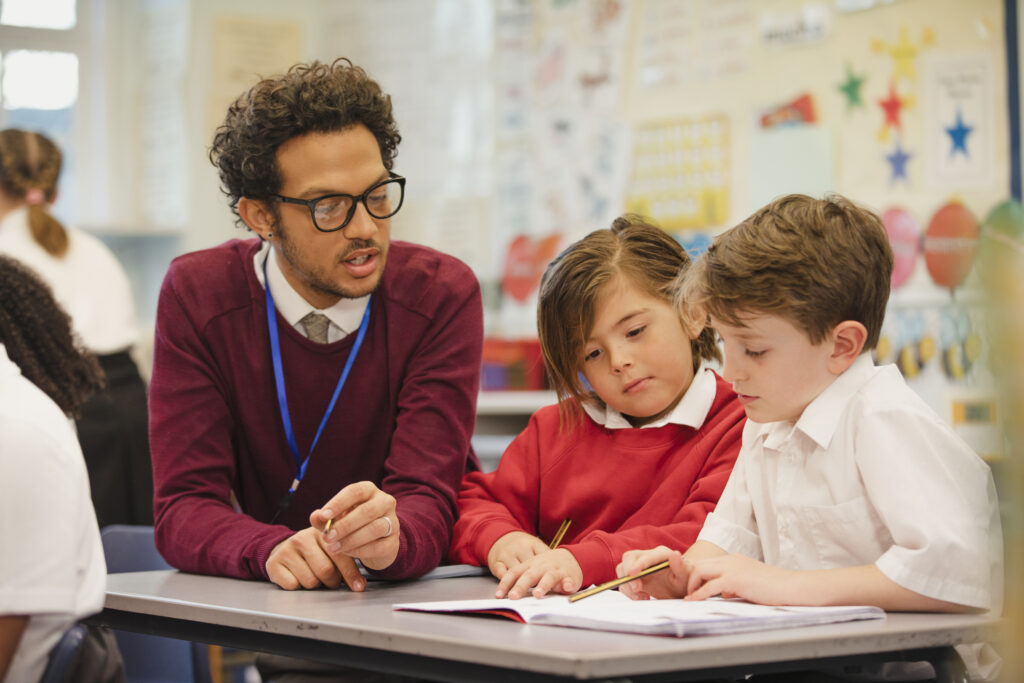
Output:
[923, 200, 978, 294]
[979, 199, 1024, 294]
[881, 207, 919, 289]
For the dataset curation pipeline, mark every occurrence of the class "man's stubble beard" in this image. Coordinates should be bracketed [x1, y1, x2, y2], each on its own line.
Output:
[274, 221, 385, 300]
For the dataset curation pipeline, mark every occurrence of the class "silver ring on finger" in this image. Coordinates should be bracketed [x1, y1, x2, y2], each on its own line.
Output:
[381, 516, 393, 538]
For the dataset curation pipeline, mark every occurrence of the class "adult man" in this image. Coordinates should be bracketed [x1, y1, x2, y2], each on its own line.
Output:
[149, 59, 482, 592]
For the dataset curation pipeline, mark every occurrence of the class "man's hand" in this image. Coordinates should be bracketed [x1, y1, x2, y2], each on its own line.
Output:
[310, 481, 399, 572]
[685, 553, 795, 604]
[615, 546, 690, 600]
[265, 527, 365, 591]
[495, 549, 583, 600]
[486, 531, 550, 581]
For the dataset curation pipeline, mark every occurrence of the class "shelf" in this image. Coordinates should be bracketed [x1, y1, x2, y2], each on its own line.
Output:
[477, 390, 557, 415]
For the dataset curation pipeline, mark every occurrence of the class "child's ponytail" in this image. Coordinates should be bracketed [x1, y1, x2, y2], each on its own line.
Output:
[0, 129, 68, 257]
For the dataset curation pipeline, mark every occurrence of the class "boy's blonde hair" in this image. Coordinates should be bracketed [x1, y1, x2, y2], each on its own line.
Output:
[679, 194, 893, 349]
[538, 215, 720, 425]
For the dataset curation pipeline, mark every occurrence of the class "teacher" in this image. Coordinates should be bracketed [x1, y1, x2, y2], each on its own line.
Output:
[149, 58, 483, 591]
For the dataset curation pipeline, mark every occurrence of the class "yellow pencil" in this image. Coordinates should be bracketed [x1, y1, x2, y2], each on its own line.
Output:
[548, 519, 572, 549]
[568, 560, 671, 603]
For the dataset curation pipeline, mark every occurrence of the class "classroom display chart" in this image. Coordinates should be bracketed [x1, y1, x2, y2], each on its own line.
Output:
[624, 116, 730, 231]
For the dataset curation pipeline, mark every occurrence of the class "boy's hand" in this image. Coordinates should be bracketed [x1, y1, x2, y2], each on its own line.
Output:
[615, 546, 689, 600]
[266, 527, 366, 592]
[495, 548, 583, 599]
[685, 553, 795, 604]
[486, 531, 550, 580]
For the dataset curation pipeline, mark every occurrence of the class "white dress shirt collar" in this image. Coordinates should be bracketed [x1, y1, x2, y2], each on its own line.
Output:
[754, 353, 877, 452]
[582, 364, 719, 430]
[253, 240, 369, 341]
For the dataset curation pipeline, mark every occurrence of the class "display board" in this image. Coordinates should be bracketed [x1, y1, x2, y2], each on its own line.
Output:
[317, 0, 1012, 452]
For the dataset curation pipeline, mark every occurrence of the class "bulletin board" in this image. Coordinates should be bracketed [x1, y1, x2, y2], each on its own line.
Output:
[316, 0, 1015, 451]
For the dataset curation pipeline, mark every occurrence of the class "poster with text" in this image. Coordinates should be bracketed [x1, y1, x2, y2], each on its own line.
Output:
[922, 52, 995, 190]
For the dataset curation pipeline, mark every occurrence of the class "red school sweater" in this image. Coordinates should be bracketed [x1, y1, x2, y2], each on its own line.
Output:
[449, 373, 745, 585]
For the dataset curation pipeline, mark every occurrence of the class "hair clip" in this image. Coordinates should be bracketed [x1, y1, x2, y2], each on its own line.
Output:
[24, 188, 45, 205]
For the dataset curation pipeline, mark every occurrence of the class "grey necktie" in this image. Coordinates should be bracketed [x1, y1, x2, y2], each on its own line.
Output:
[299, 312, 331, 344]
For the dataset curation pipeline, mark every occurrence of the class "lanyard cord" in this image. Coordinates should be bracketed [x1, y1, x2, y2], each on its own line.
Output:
[263, 255, 372, 523]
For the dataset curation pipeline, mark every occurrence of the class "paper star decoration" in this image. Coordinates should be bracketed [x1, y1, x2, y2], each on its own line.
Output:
[946, 108, 973, 157]
[886, 138, 912, 183]
[838, 66, 866, 109]
[877, 82, 914, 143]
[871, 26, 934, 82]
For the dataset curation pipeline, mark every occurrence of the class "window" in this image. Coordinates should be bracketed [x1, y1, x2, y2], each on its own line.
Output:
[0, 0, 89, 224]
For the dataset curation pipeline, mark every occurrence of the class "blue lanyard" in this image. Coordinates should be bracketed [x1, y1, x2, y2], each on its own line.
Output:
[263, 255, 371, 521]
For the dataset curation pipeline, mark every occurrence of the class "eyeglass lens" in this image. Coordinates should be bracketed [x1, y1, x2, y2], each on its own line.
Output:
[313, 179, 403, 230]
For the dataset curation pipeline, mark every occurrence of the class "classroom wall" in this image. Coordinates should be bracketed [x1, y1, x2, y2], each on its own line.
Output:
[86, 0, 1012, 451]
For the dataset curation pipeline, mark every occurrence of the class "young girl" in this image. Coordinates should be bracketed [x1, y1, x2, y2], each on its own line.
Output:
[448, 215, 745, 599]
[0, 256, 112, 682]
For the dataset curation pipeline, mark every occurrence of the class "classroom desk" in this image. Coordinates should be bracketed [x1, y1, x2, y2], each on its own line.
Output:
[89, 570, 996, 682]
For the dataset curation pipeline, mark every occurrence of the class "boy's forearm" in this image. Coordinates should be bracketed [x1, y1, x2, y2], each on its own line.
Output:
[793, 564, 975, 612]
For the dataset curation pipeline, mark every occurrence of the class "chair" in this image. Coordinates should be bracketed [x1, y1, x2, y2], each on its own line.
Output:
[100, 525, 212, 683]
[39, 623, 87, 683]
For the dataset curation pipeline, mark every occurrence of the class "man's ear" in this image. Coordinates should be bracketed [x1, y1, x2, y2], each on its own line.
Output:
[827, 321, 868, 375]
[238, 197, 275, 240]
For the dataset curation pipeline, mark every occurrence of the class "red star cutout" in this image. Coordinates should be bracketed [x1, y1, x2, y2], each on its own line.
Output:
[878, 82, 905, 130]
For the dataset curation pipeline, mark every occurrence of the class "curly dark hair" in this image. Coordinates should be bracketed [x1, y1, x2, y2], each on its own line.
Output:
[0, 256, 104, 417]
[209, 58, 402, 227]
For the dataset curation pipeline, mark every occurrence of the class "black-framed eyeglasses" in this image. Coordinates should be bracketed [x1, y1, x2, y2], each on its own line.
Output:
[274, 173, 406, 233]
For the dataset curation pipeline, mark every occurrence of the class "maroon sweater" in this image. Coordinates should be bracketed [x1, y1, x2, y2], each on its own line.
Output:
[449, 373, 744, 585]
[149, 239, 482, 581]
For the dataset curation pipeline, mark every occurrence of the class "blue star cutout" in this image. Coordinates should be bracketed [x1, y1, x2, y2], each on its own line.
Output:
[946, 108, 973, 157]
[886, 139, 912, 183]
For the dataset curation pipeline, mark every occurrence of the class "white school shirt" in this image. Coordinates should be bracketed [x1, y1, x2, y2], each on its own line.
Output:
[252, 240, 369, 343]
[0, 207, 137, 354]
[582, 363, 718, 430]
[699, 354, 1002, 612]
[0, 345, 106, 683]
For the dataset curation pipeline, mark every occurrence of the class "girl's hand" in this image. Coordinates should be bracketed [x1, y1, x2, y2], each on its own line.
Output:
[495, 549, 583, 599]
[486, 531, 550, 580]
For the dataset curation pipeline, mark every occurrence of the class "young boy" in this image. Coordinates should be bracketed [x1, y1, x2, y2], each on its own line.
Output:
[618, 194, 1001, 679]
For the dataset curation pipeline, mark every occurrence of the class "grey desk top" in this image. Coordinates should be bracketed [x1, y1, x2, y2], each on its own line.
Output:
[104, 570, 997, 680]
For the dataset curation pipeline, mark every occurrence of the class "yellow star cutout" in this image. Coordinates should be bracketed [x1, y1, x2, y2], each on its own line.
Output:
[872, 26, 934, 83]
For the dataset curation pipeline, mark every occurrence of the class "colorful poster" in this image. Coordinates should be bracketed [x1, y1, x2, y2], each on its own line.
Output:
[625, 115, 730, 230]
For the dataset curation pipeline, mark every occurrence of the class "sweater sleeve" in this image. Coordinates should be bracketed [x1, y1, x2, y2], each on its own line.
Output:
[562, 404, 745, 585]
[447, 414, 545, 566]
[367, 270, 484, 580]
[150, 263, 292, 579]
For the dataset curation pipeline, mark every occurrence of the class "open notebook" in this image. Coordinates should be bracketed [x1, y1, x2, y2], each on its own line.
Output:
[394, 590, 885, 637]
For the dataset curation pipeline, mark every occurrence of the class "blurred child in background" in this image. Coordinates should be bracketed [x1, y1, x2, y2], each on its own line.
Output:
[0, 128, 151, 527]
